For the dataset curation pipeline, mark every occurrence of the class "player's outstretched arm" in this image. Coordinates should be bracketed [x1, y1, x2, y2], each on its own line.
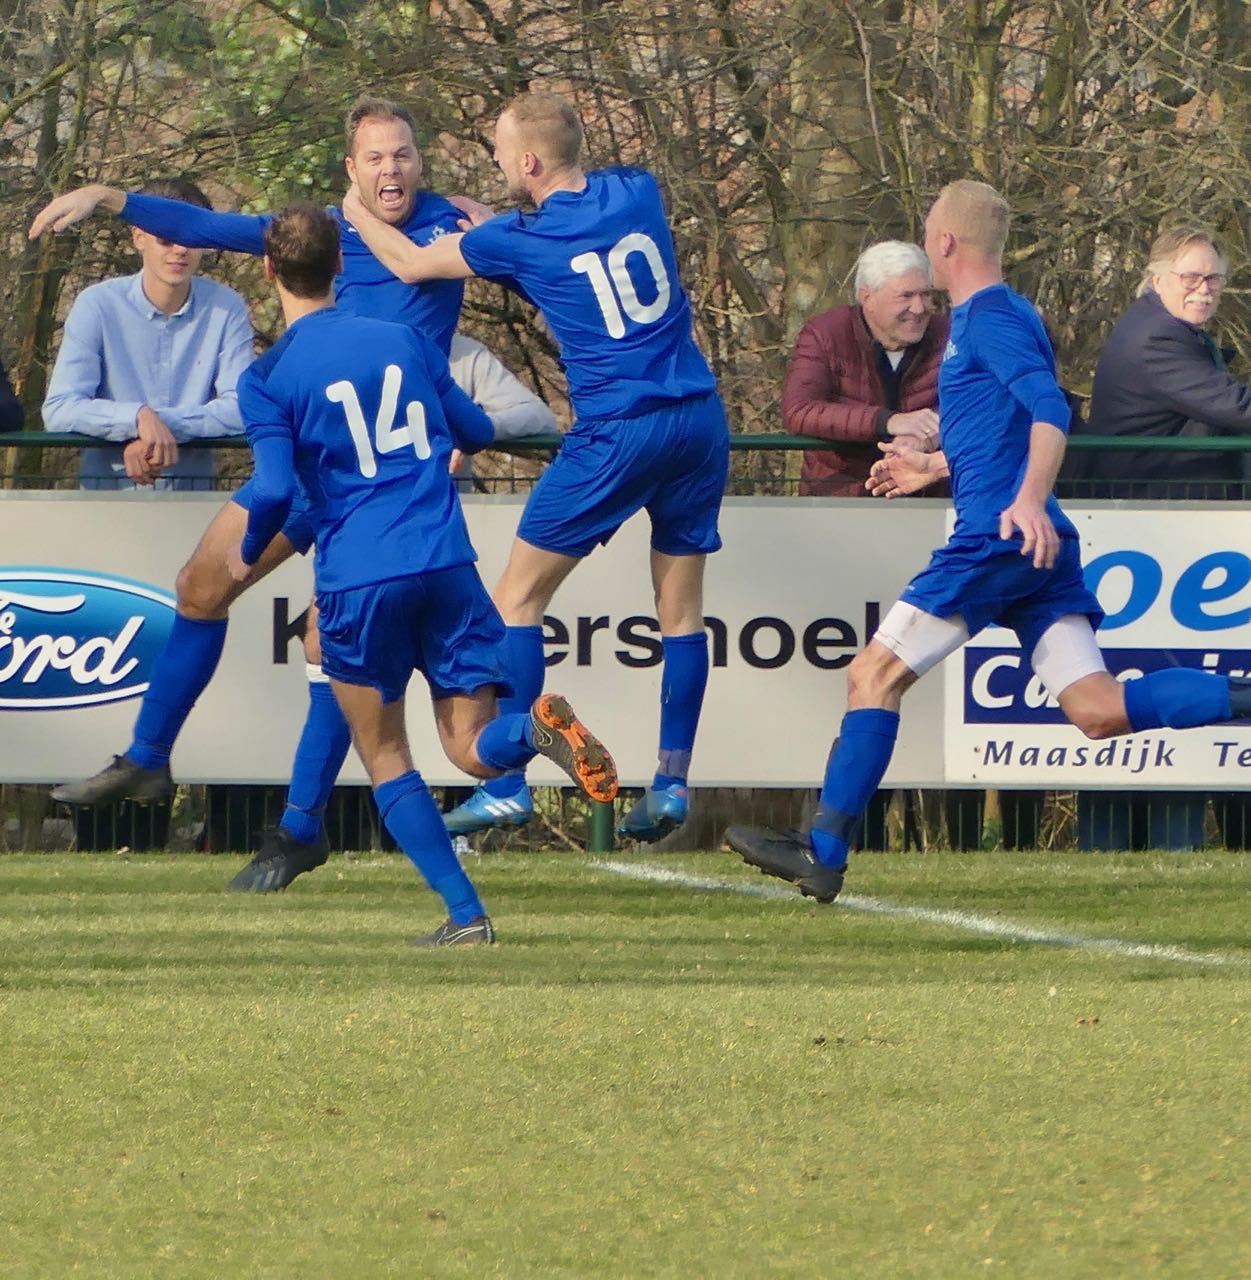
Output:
[342, 185, 474, 283]
[29, 184, 127, 238]
[999, 420, 1065, 569]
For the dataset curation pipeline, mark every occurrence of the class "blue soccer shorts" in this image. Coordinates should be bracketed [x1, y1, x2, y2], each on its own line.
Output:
[232, 478, 317, 556]
[900, 533, 1104, 662]
[317, 564, 512, 705]
[517, 392, 730, 559]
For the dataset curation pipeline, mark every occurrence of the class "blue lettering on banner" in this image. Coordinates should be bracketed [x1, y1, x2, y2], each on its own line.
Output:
[964, 646, 1251, 725]
[0, 568, 175, 710]
[1086, 548, 1251, 630]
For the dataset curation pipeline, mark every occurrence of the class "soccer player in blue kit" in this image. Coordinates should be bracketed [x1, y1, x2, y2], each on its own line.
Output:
[227, 202, 617, 944]
[342, 91, 731, 846]
[726, 180, 1251, 902]
[30, 98, 472, 888]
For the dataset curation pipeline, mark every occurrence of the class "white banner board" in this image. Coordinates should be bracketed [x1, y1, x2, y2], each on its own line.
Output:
[2, 492, 1248, 791]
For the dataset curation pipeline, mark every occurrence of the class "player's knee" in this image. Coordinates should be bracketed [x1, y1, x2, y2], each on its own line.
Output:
[846, 648, 896, 703]
[174, 558, 230, 620]
[1059, 677, 1130, 741]
[447, 739, 487, 777]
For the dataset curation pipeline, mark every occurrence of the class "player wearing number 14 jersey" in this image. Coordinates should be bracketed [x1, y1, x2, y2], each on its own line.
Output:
[343, 91, 731, 845]
[230, 203, 617, 943]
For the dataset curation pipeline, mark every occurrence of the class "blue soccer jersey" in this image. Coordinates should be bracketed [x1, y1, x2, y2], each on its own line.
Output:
[236, 308, 492, 593]
[121, 193, 465, 354]
[458, 168, 716, 420]
[941, 283, 1076, 540]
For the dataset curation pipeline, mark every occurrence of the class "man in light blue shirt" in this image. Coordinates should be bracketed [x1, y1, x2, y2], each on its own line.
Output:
[42, 178, 254, 491]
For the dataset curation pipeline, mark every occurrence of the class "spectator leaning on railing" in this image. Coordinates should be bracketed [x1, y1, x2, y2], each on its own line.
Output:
[781, 240, 946, 498]
[1077, 225, 1251, 501]
[41, 177, 253, 492]
[1072, 225, 1251, 851]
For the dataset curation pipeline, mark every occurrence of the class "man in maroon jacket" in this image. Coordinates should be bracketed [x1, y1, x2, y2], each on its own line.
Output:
[783, 240, 948, 497]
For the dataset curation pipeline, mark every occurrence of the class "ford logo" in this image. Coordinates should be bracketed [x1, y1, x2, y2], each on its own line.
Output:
[0, 569, 176, 710]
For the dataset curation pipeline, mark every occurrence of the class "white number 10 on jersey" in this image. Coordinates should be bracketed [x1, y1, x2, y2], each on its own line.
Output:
[326, 364, 431, 478]
[571, 233, 671, 339]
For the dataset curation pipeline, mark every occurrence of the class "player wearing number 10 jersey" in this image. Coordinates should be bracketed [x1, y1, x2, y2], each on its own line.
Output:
[344, 91, 731, 846]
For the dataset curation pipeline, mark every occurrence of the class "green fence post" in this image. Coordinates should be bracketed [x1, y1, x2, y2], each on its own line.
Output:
[589, 800, 614, 854]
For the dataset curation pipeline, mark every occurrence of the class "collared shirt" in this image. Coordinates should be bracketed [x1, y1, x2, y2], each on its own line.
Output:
[42, 272, 254, 490]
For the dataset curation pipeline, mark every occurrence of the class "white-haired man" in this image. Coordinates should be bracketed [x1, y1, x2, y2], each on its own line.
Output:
[782, 239, 946, 496]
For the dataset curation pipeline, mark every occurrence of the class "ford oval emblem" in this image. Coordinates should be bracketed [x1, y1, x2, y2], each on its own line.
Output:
[0, 568, 176, 710]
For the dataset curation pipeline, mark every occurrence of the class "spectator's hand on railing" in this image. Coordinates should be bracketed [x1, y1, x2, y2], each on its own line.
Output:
[28, 184, 126, 238]
[885, 408, 940, 451]
[122, 439, 161, 486]
[867, 439, 947, 498]
[135, 406, 179, 474]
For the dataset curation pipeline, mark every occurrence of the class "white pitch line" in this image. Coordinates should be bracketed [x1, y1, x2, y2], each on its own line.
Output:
[594, 859, 1248, 969]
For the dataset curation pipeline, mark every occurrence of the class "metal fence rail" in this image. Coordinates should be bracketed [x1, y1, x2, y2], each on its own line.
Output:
[7, 430, 1251, 499]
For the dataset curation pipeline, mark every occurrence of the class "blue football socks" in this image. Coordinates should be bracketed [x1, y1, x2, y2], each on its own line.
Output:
[279, 668, 352, 845]
[128, 614, 228, 770]
[810, 708, 901, 869]
[475, 712, 537, 773]
[375, 771, 486, 925]
[482, 625, 546, 801]
[1124, 668, 1233, 731]
[653, 631, 708, 788]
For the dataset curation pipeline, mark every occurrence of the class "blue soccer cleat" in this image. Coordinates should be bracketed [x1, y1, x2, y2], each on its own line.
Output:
[616, 783, 689, 843]
[443, 783, 534, 836]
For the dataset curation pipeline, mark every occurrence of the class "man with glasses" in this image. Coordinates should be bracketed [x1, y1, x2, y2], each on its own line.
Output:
[1080, 226, 1251, 501]
[1071, 226, 1251, 852]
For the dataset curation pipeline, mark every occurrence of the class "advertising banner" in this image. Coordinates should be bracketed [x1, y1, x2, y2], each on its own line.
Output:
[945, 505, 1251, 789]
[0, 494, 943, 787]
[4, 493, 1247, 792]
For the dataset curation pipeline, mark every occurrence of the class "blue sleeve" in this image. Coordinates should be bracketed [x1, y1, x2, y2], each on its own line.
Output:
[440, 378, 494, 452]
[971, 305, 1072, 433]
[238, 370, 296, 564]
[240, 436, 296, 565]
[459, 215, 527, 297]
[121, 193, 269, 256]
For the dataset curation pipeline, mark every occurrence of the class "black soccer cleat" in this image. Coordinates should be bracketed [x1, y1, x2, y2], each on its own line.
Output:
[227, 826, 331, 893]
[410, 916, 497, 948]
[50, 754, 173, 807]
[723, 825, 845, 903]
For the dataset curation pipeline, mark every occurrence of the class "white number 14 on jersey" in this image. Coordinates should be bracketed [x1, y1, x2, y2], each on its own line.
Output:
[326, 364, 431, 478]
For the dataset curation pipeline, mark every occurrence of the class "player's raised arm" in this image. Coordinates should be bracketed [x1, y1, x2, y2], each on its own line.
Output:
[342, 184, 474, 283]
[28, 184, 127, 238]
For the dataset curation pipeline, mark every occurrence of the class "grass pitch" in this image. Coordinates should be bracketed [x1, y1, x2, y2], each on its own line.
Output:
[2, 848, 1249, 1278]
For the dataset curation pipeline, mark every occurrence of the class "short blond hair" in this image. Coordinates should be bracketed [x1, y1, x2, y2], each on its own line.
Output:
[1139, 225, 1226, 297]
[937, 180, 1011, 258]
[500, 91, 583, 169]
